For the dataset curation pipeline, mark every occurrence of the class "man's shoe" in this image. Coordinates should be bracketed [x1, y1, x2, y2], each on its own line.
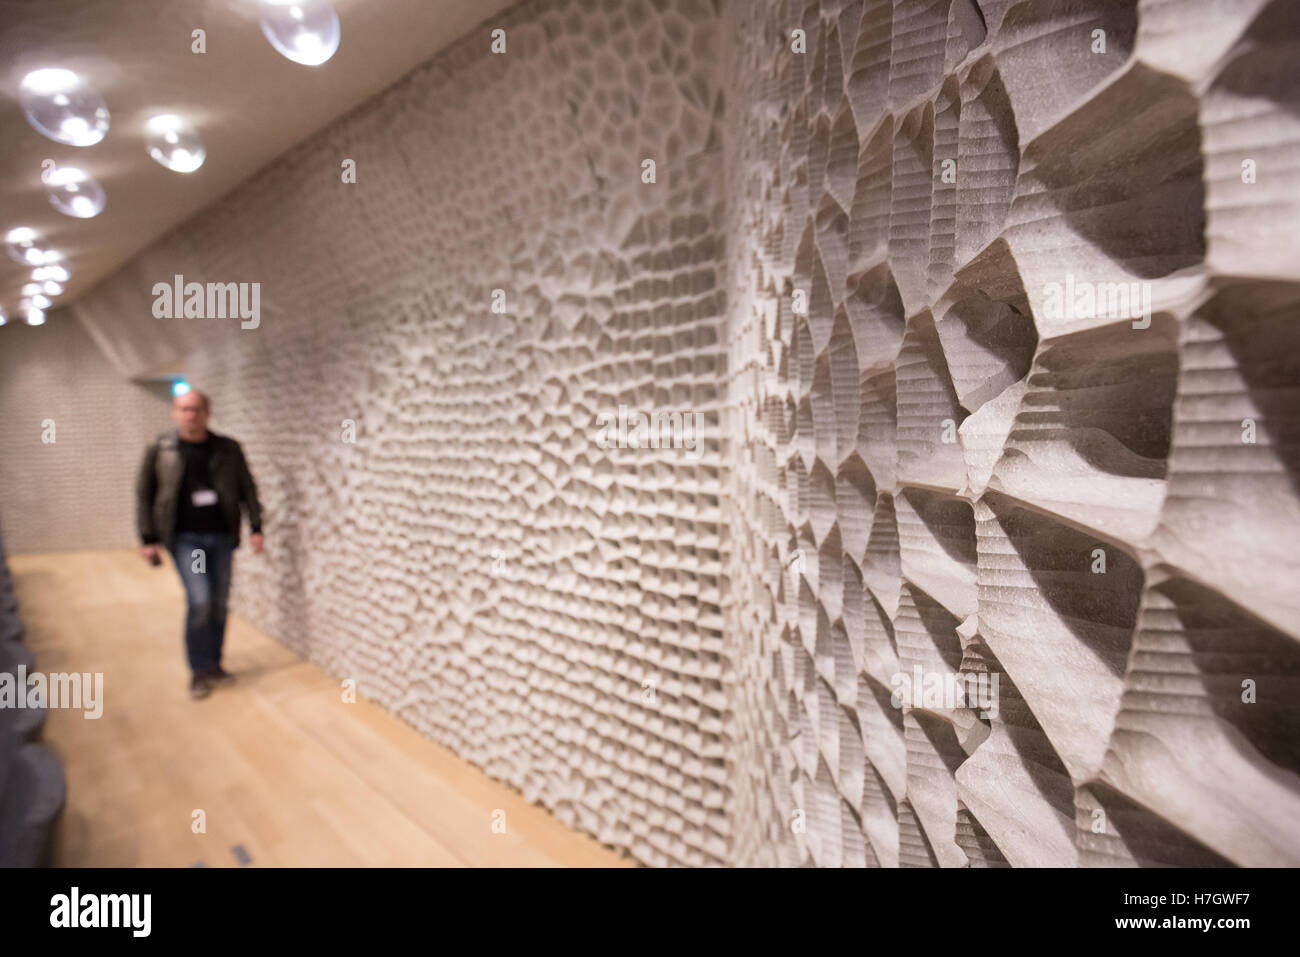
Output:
[190, 675, 212, 700]
[207, 665, 236, 687]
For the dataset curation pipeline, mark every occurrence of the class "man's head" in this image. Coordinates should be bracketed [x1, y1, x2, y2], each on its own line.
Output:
[173, 388, 210, 440]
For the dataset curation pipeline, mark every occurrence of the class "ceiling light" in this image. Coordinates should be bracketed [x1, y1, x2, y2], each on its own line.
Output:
[19, 297, 46, 324]
[29, 294, 51, 309]
[20, 68, 110, 146]
[43, 281, 65, 295]
[0, 306, 7, 326]
[258, 0, 340, 66]
[5, 227, 56, 266]
[33, 264, 70, 283]
[143, 114, 206, 172]
[44, 166, 107, 218]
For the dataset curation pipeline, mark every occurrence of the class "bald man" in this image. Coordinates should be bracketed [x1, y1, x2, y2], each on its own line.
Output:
[136, 389, 265, 700]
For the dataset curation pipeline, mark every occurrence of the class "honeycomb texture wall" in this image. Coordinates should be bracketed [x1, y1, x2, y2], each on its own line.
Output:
[71, 0, 734, 868]
[718, 0, 1300, 867]
[0, 317, 172, 554]
[23, 0, 1298, 866]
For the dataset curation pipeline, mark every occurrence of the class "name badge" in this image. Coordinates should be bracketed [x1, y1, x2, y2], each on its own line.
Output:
[191, 489, 218, 507]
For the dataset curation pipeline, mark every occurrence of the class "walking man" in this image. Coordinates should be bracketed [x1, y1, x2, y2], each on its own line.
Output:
[136, 388, 265, 699]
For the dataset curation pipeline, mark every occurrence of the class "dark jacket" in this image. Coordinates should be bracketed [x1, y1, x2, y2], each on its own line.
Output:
[136, 430, 263, 550]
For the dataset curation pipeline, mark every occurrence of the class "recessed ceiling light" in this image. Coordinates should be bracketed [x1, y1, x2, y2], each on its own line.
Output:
[258, 0, 341, 66]
[144, 114, 206, 172]
[20, 68, 110, 146]
[44, 166, 107, 218]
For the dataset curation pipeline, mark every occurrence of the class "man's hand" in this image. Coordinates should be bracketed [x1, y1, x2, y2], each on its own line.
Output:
[140, 545, 161, 566]
[250, 533, 265, 555]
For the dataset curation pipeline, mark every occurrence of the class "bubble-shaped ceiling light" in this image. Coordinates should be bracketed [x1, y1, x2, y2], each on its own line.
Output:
[33, 264, 70, 283]
[44, 166, 107, 218]
[20, 68, 110, 146]
[143, 114, 206, 172]
[21, 300, 46, 325]
[258, 0, 341, 66]
[5, 227, 57, 267]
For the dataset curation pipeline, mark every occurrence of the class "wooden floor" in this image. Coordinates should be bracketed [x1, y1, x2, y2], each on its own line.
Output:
[9, 550, 633, 867]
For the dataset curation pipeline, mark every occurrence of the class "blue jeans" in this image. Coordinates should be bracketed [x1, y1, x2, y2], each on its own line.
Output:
[168, 531, 237, 676]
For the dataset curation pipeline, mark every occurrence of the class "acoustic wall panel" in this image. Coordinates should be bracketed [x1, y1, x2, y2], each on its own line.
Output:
[718, 0, 1300, 867]
[0, 317, 172, 553]
[71, 0, 733, 869]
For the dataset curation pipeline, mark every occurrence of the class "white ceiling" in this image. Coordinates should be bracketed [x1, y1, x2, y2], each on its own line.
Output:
[0, 0, 518, 319]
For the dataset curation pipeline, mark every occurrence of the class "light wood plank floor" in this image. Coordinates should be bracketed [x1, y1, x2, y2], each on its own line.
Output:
[8, 549, 634, 867]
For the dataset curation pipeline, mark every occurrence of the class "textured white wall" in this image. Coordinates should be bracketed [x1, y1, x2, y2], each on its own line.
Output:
[68, 0, 734, 867]
[0, 315, 173, 554]
[717, 0, 1300, 867]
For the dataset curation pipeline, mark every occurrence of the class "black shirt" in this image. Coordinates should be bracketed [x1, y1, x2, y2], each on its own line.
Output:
[175, 435, 228, 535]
